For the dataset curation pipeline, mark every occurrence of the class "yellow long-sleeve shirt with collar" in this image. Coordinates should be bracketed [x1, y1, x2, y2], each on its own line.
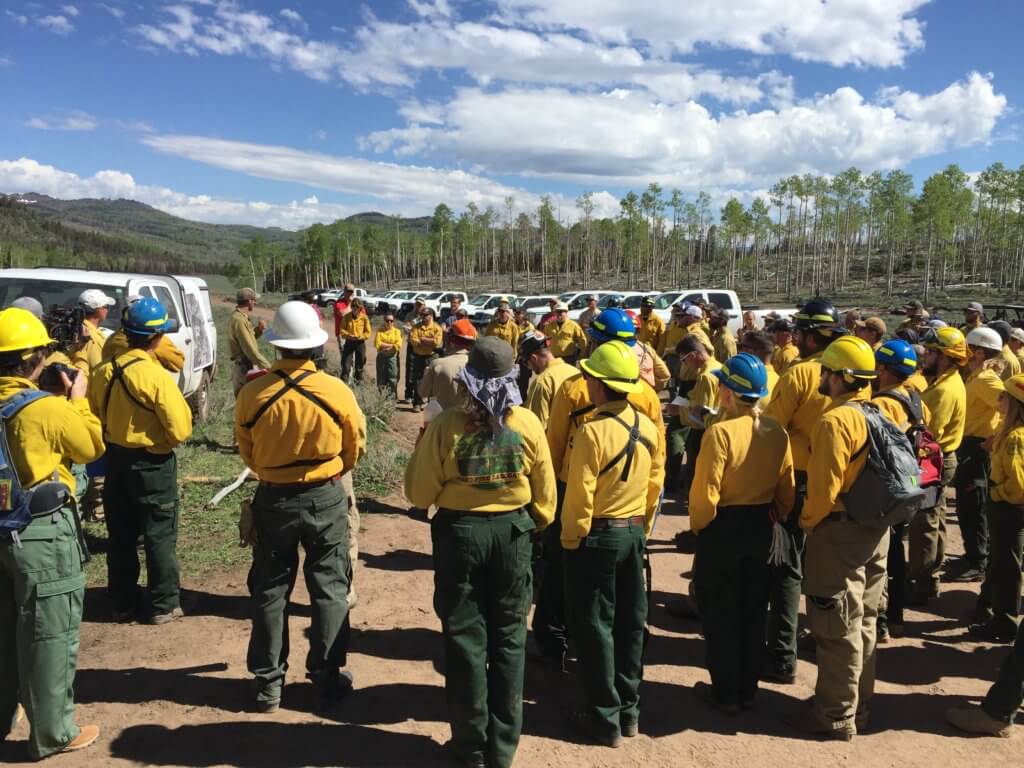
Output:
[921, 365, 967, 453]
[689, 412, 795, 533]
[658, 322, 689, 357]
[561, 400, 665, 549]
[771, 342, 799, 376]
[547, 374, 663, 482]
[637, 342, 671, 391]
[677, 327, 716, 381]
[872, 385, 932, 432]
[485, 319, 521, 350]
[0, 377, 104, 494]
[963, 363, 1005, 438]
[991, 426, 1024, 505]
[689, 358, 722, 414]
[235, 358, 366, 484]
[228, 308, 270, 369]
[339, 311, 372, 342]
[525, 357, 578, 426]
[637, 313, 665, 351]
[711, 327, 737, 363]
[70, 318, 106, 373]
[89, 349, 193, 454]
[541, 318, 588, 359]
[103, 329, 185, 373]
[764, 352, 828, 472]
[765, 366, 779, 401]
[1001, 347, 1021, 381]
[404, 406, 557, 528]
[802, 388, 871, 529]
[905, 370, 929, 395]
[374, 326, 403, 353]
[410, 321, 444, 356]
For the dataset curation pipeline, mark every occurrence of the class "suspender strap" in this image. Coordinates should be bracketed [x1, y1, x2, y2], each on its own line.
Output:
[569, 403, 595, 427]
[102, 358, 152, 437]
[241, 369, 341, 430]
[596, 408, 653, 482]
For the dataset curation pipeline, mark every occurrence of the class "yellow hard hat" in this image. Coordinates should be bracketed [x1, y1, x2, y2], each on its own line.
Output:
[579, 340, 643, 394]
[923, 326, 968, 363]
[0, 307, 55, 354]
[1005, 373, 1024, 405]
[821, 335, 877, 384]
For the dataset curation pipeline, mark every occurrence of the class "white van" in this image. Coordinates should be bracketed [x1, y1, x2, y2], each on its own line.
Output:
[0, 268, 218, 421]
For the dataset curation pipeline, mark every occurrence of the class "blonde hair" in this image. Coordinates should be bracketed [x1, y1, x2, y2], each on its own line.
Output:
[719, 387, 767, 434]
[996, 394, 1024, 447]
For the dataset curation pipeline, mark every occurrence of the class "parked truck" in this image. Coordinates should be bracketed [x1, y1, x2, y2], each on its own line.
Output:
[0, 267, 218, 422]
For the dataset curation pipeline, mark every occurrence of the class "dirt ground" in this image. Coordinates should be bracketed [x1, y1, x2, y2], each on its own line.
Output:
[3, 307, 1021, 767]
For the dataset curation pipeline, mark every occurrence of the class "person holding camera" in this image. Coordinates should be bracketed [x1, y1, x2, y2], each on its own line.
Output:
[71, 289, 115, 374]
[0, 306, 104, 759]
[229, 288, 270, 396]
[89, 298, 193, 625]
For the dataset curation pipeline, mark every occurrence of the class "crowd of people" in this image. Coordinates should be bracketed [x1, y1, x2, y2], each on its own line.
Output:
[1, 283, 1023, 766]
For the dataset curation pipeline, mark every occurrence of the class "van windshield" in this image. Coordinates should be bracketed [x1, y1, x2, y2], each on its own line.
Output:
[0, 277, 127, 331]
[654, 292, 682, 309]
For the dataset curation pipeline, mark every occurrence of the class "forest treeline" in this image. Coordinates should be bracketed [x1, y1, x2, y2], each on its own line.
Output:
[239, 162, 1024, 301]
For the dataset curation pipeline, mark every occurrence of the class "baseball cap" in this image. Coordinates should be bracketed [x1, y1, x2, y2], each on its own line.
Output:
[905, 299, 924, 311]
[236, 287, 259, 303]
[466, 336, 515, 378]
[770, 319, 794, 333]
[683, 305, 703, 318]
[518, 331, 549, 361]
[555, 302, 569, 311]
[10, 296, 43, 318]
[414, 297, 426, 305]
[1012, 328, 1024, 343]
[450, 318, 478, 340]
[855, 317, 887, 336]
[343, 283, 355, 292]
[964, 301, 984, 313]
[79, 288, 116, 310]
[641, 296, 655, 307]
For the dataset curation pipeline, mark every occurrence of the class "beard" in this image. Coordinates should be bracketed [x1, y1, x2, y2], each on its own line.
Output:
[817, 372, 832, 396]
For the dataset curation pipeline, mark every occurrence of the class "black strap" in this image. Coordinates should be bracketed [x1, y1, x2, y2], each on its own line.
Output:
[843, 402, 872, 463]
[241, 369, 341, 430]
[875, 390, 923, 426]
[103, 357, 152, 429]
[596, 408, 653, 482]
[569, 403, 595, 427]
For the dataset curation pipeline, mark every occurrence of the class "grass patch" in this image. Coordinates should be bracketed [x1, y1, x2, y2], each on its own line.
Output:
[83, 305, 406, 585]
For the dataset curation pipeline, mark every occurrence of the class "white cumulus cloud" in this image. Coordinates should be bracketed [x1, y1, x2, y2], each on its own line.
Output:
[62, 5, 80, 17]
[25, 111, 98, 131]
[38, 14, 75, 35]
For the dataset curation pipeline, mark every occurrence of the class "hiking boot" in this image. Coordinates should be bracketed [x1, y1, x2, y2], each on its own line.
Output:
[113, 608, 137, 623]
[315, 671, 354, 713]
[146, 607, 184, 626]
[568, 710, 622, 748]
[968, 621, 1017, 644]
[693, 682, 739, 716]
[949, 567, 985, 583]
[761, 664, 797, 685]
[877, 623, 890, 644]
[444, 741, 486, 768]
[946, 705, 1012, 737]
[61, 725, 99, 753]
[253, 698, 280, 714]
[793, 717, 854, 742]
[666, 596, 700, 620]
[621, 721, 639, 738]
[888, 622, 905, 638]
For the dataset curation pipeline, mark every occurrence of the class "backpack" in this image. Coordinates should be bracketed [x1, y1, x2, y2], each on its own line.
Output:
[875, 389, 944, 507]
[0, 390, 70, 543]
[839, 401, 928, 529]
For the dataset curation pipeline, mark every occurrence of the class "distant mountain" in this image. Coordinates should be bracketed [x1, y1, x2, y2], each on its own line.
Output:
[345, 211, 433, 235]
[12, 193, 301, 264]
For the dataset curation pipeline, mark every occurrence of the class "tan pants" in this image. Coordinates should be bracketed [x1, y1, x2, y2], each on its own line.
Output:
[341, 471, 360, 608]
[804, 517, 889, 734]
[909, 454, 957, 598]
[232, 361, 249, 397]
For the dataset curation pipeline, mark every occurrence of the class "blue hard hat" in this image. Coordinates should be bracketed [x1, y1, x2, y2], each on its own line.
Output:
[875, 339, 917, 378]
[714, 352, 769, 401]
[123, 297, 171, 336]
[588, 308, 637, 347]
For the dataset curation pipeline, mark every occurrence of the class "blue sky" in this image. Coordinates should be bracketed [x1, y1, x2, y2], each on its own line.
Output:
[0, 0, 1021, 229]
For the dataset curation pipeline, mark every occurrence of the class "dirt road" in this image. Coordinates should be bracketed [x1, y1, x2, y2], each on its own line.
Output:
[3, 306, 1019, 767]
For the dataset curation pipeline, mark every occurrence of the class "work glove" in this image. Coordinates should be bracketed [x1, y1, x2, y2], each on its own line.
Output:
[239, 499, 258, 547]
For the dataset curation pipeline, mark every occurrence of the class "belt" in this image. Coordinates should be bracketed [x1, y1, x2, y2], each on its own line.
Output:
[260, 474, 341, 490]
[436, 507, 527, 518]
[590, 515, 645, 530]
[826, 510, 853, 523]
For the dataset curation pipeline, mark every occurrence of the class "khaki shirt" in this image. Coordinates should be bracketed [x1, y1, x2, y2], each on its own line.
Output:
[419, 350, 472, 410]
[228, 308, 270, 369]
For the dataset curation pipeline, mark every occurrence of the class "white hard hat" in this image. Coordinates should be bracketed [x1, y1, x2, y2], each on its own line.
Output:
[10, 296, 43, 318]
[966, 326, 1003, 353]
[78, 288, 116, 310]
[266, 301, 329, 349]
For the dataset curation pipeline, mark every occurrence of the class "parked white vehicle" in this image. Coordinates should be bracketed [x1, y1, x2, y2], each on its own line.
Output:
[524, 290, 598, 327]
[746, 307, 798, 327]
[321, 286, 367, 303]
[0, 267, 218, 421]
[464, 293, 515, 319]
[376, 290, 419, 315]
[651, 289, 744, 332]
[422, 291, 468, 318]
[565, 290, 629, 321]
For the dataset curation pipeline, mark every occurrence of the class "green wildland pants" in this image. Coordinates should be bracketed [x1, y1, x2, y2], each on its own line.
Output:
[565, 521, 647, 738]
[955, 437, 991, 570]
[247, 478, 350, 704]
[804, 515, 888, 735]
[0, 508, 86, 760]
[532, 482, 567, 663]
[104, 446, 180, 616]
[975, 500, 1024, 633]
[432, 509, 535, 768]
[695, 505, 772, 707]
[765, 470, 807, 677]
[984, 620, 1024, 721]
[909, 453, 957, 600]
[376, 352, 399, 399]
[664, 415, 689, 493]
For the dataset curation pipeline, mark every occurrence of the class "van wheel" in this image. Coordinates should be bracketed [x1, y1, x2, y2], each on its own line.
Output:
[189, 371, 212, 423]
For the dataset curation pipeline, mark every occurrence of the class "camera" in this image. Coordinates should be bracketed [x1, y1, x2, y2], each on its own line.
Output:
[42, 306, 87, 352]
[38, 362, 79, 394]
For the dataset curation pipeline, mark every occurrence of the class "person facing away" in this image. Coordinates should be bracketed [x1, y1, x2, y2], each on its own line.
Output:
[235, 300, 365, 715]
[404, 336, 556, 768]
[420, 319, 478, 410]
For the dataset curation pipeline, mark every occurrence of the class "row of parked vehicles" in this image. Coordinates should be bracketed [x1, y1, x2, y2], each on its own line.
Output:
[310, 286, 796, 333]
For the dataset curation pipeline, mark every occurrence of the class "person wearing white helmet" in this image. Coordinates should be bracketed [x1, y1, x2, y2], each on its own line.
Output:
[72, 288, 116, 374]
[949, 327, 1006, 584]
[234, 301, 366, 714]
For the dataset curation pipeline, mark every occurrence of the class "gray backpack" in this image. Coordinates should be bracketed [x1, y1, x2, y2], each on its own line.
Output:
[840, 402, 927, 529]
